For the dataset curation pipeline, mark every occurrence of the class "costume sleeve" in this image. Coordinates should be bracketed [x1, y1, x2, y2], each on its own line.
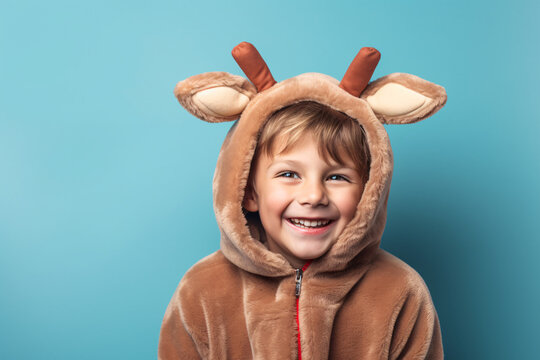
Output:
[389, 282, 444, 360]
[158, 282, 206, 360]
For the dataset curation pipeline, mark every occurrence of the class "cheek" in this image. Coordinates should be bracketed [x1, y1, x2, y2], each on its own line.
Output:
[334, 192, 362, 221]
[260, 187, 291, 217]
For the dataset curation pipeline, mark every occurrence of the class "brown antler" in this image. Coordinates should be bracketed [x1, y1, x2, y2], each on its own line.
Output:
[232, 42, 276, 92]
[339, 47, 381, 97]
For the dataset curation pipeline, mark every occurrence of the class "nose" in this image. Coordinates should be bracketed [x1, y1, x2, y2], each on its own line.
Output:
[297, 179, 329, 207]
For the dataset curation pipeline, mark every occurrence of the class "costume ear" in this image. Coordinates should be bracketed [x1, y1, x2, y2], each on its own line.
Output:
[361, 73, 447, 124]
[174, 71, 257, 123]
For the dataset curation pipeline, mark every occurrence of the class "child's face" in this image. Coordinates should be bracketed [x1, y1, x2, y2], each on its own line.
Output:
[244, 134, 365, 268]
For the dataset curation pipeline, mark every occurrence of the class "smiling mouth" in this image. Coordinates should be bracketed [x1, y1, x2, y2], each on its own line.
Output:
[287, 218, 333, 229]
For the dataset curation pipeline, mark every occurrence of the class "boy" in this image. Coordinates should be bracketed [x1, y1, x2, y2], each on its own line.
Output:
[159, 42, 446, 359]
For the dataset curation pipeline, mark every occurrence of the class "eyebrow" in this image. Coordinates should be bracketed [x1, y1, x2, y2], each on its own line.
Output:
[265, 160, 299, 173]
[267, 159, 301, 169]
[267, 159, 357, 172]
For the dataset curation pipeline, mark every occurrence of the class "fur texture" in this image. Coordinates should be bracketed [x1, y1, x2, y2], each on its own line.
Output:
[174, 72, 257, 123]
[361, 73, 447, 124]
[160, 63, 446, 359]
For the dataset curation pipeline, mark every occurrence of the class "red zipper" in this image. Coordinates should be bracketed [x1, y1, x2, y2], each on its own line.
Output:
[295, 261, 312, 360]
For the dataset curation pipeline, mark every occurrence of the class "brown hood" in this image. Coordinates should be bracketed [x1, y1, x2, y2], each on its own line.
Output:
[174, 42, 447, 279]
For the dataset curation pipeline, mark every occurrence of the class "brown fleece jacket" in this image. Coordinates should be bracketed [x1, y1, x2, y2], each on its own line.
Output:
[159, 42, 447, 359]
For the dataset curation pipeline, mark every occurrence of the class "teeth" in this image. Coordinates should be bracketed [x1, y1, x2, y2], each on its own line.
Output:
[289, 218, 331, 228]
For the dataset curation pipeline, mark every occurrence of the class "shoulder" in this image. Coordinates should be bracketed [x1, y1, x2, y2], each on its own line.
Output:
[181, 250, 238, 284]
[160, 251, 241, 358]
[174, 250, 243, 307]
[364, 251, 443, 358]
[360, 249, 434, 303]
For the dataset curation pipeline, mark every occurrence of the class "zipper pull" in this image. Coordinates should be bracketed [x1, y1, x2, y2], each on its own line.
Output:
[295, 268, 303, 297]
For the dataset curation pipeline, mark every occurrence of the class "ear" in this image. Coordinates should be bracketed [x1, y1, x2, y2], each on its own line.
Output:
[174, 71, 257, 123]
[361, 73, 447, 124]
[242, 185, 259, 212]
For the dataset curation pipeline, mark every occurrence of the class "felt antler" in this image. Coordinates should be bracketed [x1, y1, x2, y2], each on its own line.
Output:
[232, 42, 277, 92]
[340, 47, 381, 97]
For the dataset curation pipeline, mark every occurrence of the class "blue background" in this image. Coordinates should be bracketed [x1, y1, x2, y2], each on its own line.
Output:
[1, 0, 539, 358]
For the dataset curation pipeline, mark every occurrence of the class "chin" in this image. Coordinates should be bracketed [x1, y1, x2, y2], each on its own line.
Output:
[293, 243, 332, 261]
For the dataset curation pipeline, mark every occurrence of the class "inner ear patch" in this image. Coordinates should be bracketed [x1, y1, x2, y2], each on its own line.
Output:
[192, 86, 251, 117]
[366, 83, 430, 116]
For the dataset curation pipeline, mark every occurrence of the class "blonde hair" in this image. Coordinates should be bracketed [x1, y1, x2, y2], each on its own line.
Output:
[254, 101, 371, 182]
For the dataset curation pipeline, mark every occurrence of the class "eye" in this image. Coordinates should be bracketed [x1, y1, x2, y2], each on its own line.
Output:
[277, 171, 300, 179]
[327, 174, 350, 182]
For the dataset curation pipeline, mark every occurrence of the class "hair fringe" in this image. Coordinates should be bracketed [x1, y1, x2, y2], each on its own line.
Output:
[255, 101, 371, 183]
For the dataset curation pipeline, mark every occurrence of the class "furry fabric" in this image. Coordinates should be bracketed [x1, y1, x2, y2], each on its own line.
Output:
[174, 72, 257, 123]
[160, 46, 446, 359]
[159, 250, 442, 359]
[361, 73, 447, 124]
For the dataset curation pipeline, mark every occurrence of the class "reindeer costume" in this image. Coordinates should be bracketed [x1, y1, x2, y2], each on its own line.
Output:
[159, 42, 447, 359]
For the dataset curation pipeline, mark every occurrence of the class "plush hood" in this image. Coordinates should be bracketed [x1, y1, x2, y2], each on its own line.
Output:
[174, 42, 446, 278]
